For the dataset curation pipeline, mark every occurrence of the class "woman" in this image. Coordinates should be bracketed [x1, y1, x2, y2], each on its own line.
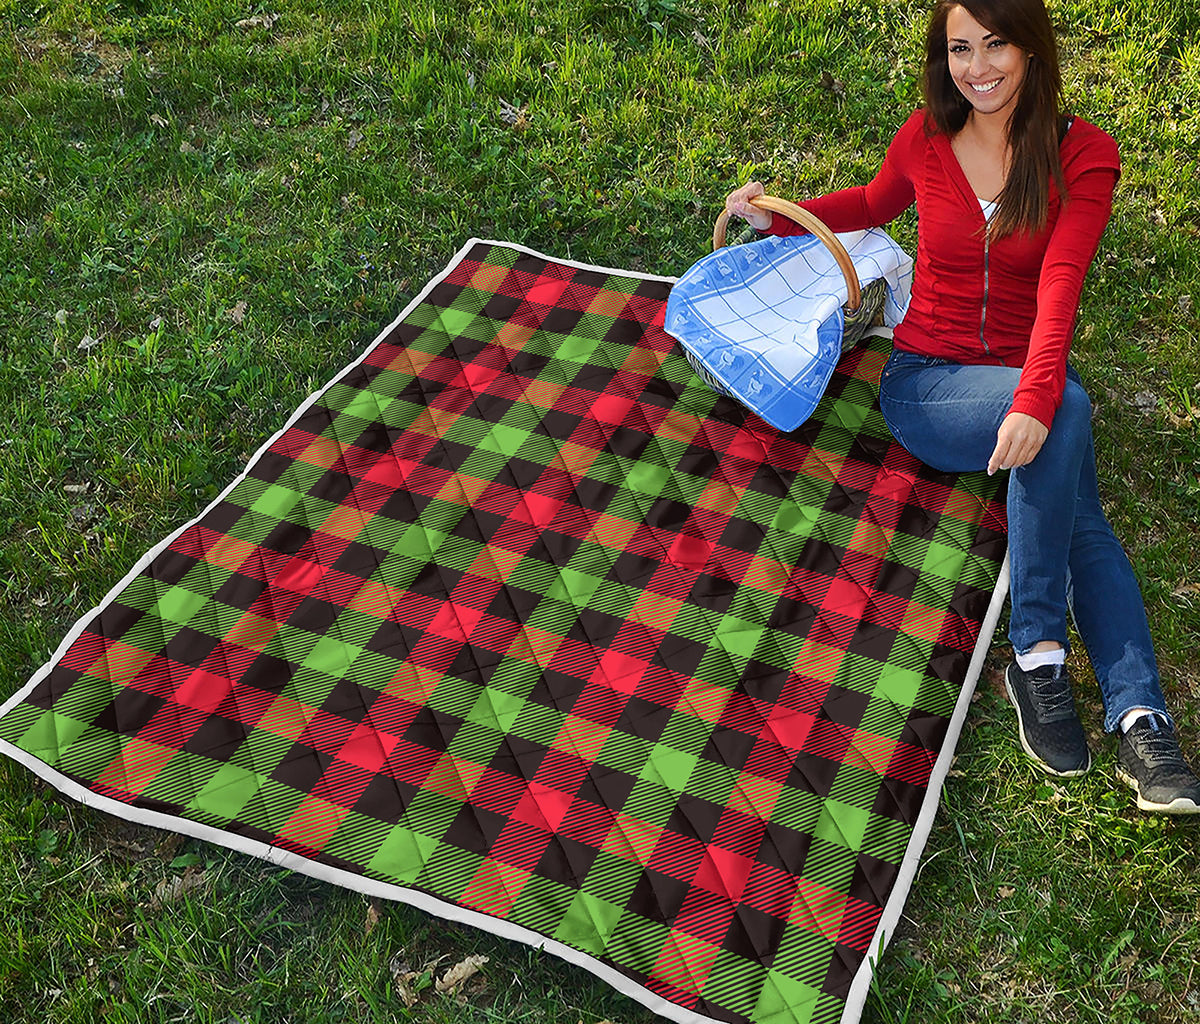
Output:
[725, 0, 1199, 813]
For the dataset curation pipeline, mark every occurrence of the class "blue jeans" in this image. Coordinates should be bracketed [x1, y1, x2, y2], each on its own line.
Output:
[878, 349, 1168, 732]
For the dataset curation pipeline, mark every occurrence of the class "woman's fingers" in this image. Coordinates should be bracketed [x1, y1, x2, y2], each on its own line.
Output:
[988, 413, 1049, 475]
[725, 181, 770, 230]
[986, 436, 1010, 476]
[725, 180, 763, 208]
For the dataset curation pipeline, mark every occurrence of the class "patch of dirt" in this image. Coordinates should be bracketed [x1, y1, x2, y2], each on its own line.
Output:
[14, 28, 136, 80]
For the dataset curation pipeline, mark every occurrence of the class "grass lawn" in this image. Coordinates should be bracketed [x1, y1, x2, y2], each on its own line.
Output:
[2, 0, 1199, 1021]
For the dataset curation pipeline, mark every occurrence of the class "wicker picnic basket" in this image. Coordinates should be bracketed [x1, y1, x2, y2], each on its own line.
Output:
[711, 194, 887, 348]
[665, 194, 893, 430]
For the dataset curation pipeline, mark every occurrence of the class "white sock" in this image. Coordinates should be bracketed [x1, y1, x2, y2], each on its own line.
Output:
[1120, 709, 1164, 733]
[1016, 648, 1066, 672]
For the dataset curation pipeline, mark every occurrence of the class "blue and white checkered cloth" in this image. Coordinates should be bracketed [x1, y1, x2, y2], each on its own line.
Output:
[665, 229, 914, 431]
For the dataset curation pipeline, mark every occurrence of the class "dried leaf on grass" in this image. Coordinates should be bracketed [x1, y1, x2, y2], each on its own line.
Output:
[364, 898, 381, 935]
[1131, 390, 1157, 412]
[818, 71, 845, 95]
[107, 838, 150, 860]
[227, 300, 248, 324]
[498, 98, 528, 128]
[236, 12, 279, 30]
[391, 968, 421, 1007]
[151, 866, 208, 907]
[436, 954, 489, 994]
[389, 952, 436, 1008]
[387, 951, 489, 1006]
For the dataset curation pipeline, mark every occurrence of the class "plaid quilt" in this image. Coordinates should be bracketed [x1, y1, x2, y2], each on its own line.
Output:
[0, 241, 1008, 1024]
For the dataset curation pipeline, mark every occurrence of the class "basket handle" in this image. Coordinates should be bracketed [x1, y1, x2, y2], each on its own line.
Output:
[713, 195, 861, 312]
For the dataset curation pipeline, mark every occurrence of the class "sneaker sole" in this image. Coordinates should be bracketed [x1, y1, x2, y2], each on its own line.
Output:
[1004, 668, 1091, 778]
[1115, 766, 1200, 815]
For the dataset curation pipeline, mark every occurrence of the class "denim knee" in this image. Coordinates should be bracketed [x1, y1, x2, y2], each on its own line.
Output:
[1058, 379, 1092, 426]
[1039, 380, 1092, 458]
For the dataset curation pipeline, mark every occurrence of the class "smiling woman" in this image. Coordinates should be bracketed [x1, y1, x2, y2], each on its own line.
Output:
[725, 0, 1200, 815]
[946, 12, 1029, 116]
[923, 0, 1065, 239]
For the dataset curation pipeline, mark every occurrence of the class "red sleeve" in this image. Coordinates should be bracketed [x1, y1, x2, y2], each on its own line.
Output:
[1007, 130, 1121, 427]
[766, 111, 921, 236]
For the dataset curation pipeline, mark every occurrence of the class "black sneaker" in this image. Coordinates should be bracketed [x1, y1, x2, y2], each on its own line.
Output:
[1004, 662, 1092, 776]
[1116, 716, 1200, 814]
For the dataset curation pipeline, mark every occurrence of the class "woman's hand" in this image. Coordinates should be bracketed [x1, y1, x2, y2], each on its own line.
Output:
[987, 412, 1049, 475]
[725, 181, 773, 231]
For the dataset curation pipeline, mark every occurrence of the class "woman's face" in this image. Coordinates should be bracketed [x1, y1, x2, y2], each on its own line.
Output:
[945, 5, 1030, 120]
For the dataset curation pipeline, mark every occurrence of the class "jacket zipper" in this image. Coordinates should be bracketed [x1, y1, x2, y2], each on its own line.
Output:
[979, 227, 992, 357]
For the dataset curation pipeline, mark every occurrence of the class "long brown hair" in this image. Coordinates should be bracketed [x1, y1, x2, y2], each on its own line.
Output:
[923, 0, 1068, 238]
